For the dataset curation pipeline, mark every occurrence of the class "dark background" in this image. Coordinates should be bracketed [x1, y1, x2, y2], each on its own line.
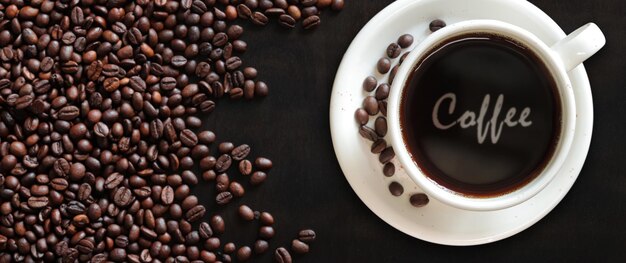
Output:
[199, 1, 626, 262]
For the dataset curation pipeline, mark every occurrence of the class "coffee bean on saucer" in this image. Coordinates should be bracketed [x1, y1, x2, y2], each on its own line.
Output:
[371, 139, 387, 154]
[377, 58, 391, 74]
[374, 117, 388, 137]
[410, 193, 430, 207]
[359, 126, 378, 142]
[389, 182, 404, 196]
[363, 96, 379, 115]
[397, 34, 414, 48]
[363, 76, 377, 92]
[379, 147, 395, 163]
[379, 101, 388, 116]
[383, 162, 395, 177]
[375, 83, 390, 100]
[387, 43, 402, 58]
[355, 108, 370, 125]
[389, 65, 399, 84]
[430, 19, 447, 32]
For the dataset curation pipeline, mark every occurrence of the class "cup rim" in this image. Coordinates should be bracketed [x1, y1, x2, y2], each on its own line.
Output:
[387, 19, 577, 211]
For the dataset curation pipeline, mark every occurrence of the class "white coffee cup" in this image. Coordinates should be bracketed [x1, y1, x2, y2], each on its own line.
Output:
[387, 20, 605, 211]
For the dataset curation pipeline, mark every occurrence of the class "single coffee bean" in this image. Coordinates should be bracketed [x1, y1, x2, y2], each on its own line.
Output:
[375, 83, 390, 100]
[239, 160, 253, 175]
[387, 43, 402, 58]
[397, 34, 414, 48]
[291, 239, 310, 254]
[279, 14, 296, 28]
[374, 117, 388, 137]
[199, 222, 213, 239]
[355, 108, 369, 125]
[254, 240, 269, 254]
[363, 96, 379, 115]
[410, 193, 430, 207]
[275, 247, 292, 263]
[251, 12, 269, 26]
[377, 57, 391, 74]
[180, 129, 198, 147]
[363, 76, 377, 92]
[429, 19, 447, 32]
[250, 171, 267, 185]
[383, 162, 395, 177]
[186, 205, 206, 222]
[389, 182, 404, 196]
[302, 15, 321, 30]
[298, 229, 317, 243]
[371, 139, 387, 154]
[259, 226, 275, 239]
[161, 186, 174, 205]
[238, 205, 255, 221]
[254, 157, 273, 170]
[215, 154, 232, 173]
[259, 212, 274, 225]
[237, 246, 252, 262]
[359, 126, 378, 142]
[215, 191, 233, 205]
[379, 147, 395, 164]
[231, 144, 251, 161]
[210, 215, 225, 234]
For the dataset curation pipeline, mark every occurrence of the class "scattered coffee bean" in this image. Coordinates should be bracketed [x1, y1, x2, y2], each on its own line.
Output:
[275, 247, 292, 263]
[377, 57, 392, 74]
[387, 43, 402, 58]
[371, 139, 387, 154]
[359, 126, 378, 142]
[355, 108, 370, 125]
[429, 19, 447, 32]
[298, 229, 316, 242]
[239, 205, 255, 221]
[383, 162, 395, 177]
[389, 182, 404, 196]
[374, 117, 388, 137]
[363, 96, 379, 115]
[292, 239, 310, 254]
[410, 193, 430, 207]
[398, 34, 414, 48]
[379, 147, 395, 164]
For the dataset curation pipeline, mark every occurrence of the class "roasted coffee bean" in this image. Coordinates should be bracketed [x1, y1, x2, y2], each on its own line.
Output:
[387, 43, 402, 58]
[371, 139, 387, 154]
[359, 126, 378, 142]
[199, 222, 213, 239]
[180, 129, 198, 147]
[231, 144, 251, 160]
[398, 34, 414, 48]
[377, 57, 391, 74]
[363, 96, 379, 115]
[298, 229, 316, 242]
[303, 15, 321, 30]
[215, 154, 232, 173]
[215, 191, 233, 205]
[410, 193, 430, 207]
[186, 205, 206, 222]
[374, 117, 388, 137]
[27, 196, 49, 209]
[237, 246, 252, 262]
[254, 157, 273, 170]
[429, 19, 447, 32]
[161, 186, 175, 205]
[209, 215, 225, 234]
[383, 162, 395, 177]
[375, 83, 390, 100]
[291, 239, 310, 254]
[363, 76, 377, 92]
[279, 15, 296, 28]
[389, 182, 404, 196]
[238, 205, 255, 221]
[259, 226, 275, 239]
[275, 247, 292, 263]
[56, 106, 80, 120]
[105, 173, 124, 190]
[239, 160, 253, 175]
[355, 108, 369, 125]
[379, 147, 395, 164]
[113, 187, 133, 207]
[251, 12, 269, 26]
[260, 212, 275, 225]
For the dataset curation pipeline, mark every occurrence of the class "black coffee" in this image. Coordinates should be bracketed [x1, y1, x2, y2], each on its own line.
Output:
[401, 33, 561, 197]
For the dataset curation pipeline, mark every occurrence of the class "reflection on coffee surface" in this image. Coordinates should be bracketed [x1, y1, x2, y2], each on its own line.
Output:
[401, 33, 561, 197]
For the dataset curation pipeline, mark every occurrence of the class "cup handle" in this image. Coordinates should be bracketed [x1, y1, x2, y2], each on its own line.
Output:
[551, 23, 606, 72]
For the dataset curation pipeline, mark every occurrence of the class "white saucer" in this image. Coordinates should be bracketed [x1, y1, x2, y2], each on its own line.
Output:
[329, 0, 593, 246]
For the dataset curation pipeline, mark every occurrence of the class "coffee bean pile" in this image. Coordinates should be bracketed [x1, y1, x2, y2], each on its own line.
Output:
[356, 20, 449, 208]
[0, 0, 340, 262]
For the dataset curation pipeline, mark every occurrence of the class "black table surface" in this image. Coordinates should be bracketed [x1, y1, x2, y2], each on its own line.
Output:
[200, 1, 625, 262]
